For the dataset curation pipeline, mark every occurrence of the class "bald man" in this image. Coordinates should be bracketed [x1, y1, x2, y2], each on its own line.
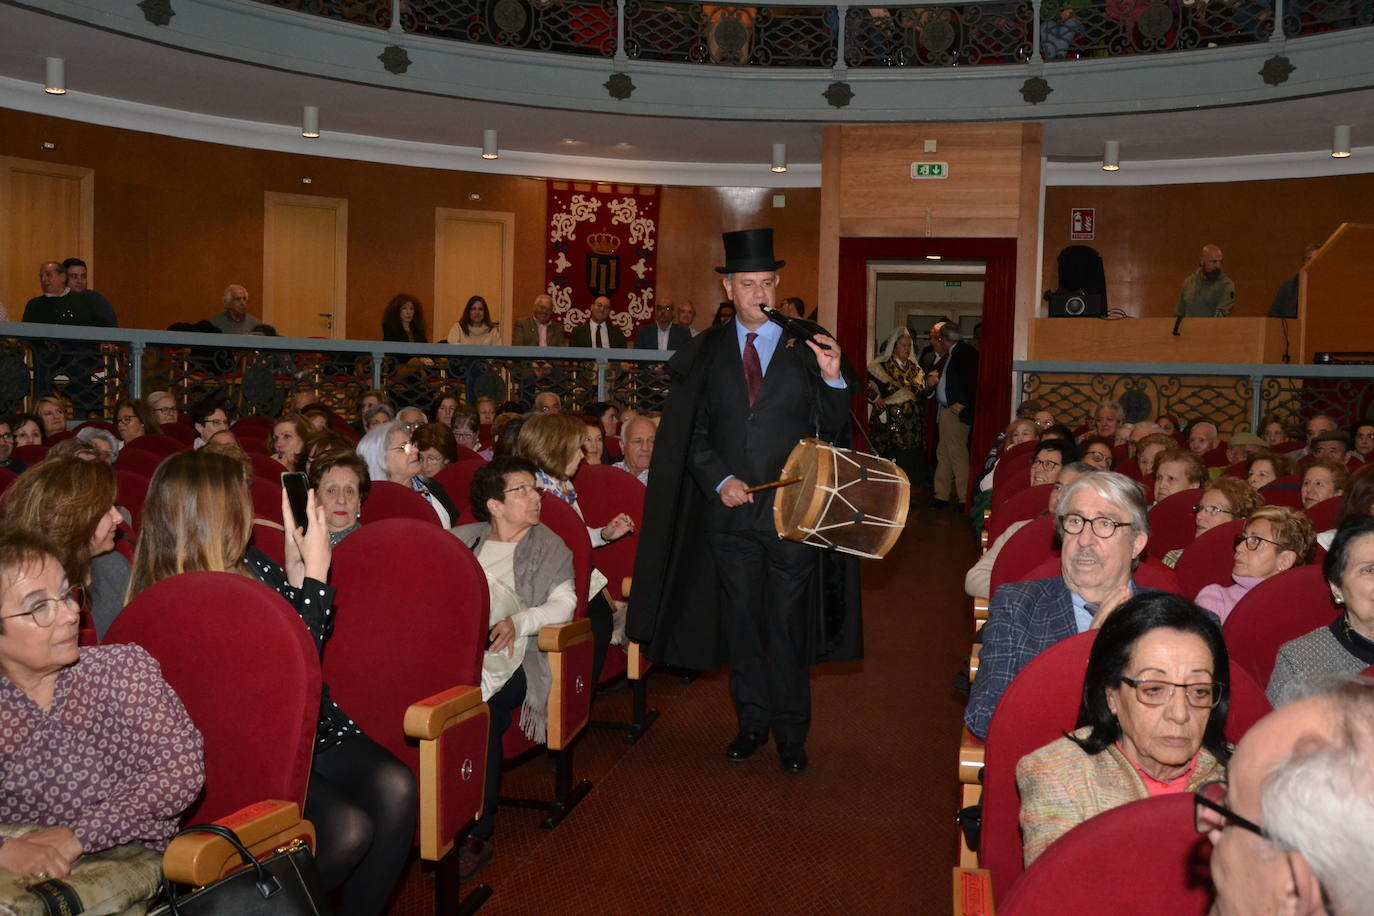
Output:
[1176, 244, 1235, 318]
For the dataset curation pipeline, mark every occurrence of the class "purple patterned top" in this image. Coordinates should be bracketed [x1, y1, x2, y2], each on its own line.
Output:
[0, 644, 205, 852]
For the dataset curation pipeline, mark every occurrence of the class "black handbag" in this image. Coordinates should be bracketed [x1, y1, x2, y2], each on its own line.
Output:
[149, 823, 333, 916]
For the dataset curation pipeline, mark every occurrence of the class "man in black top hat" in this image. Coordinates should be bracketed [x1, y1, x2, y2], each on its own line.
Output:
[628, 229, 862, 774]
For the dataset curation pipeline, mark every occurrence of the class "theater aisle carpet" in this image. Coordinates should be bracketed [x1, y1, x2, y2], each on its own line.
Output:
[389, 505, 979, 915]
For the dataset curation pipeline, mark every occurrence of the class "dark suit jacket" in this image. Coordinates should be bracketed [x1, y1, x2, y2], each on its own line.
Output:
[511, 317, 567, 347]
[570, 321, 627, 348]
[632, 322, 691, 351]
[937, 340, 979, 425]
[627, 320, 862, 669]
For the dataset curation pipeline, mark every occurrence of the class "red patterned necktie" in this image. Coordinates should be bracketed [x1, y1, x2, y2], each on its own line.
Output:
[743, 332, 762, 406]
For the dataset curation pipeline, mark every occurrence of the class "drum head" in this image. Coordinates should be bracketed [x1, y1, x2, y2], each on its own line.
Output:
[774, 438, 831, 543]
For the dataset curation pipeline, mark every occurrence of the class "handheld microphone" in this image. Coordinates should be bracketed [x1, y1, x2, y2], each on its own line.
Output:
[761, 305, 835, 351]
[1171, 315, 1183, 337]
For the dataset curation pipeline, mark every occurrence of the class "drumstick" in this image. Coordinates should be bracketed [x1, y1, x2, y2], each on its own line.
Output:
[745, 476, 803, 494]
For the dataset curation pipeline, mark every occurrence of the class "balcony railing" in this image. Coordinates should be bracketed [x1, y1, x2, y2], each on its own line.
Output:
[0, 323, 671, 421]
[250, 0, 1369, 68]
[1015, 359, 1374, 437]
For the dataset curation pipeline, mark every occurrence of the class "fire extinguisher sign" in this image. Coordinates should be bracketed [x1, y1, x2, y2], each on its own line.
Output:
[1071, 208, 1095, 241]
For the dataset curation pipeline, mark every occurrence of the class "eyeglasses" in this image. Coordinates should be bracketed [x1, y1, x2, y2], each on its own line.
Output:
[115, 415, 138, 425]
[455, 431, 478, 443]
[1059, 513, 1134, 538]
[504, 484, 539, 497]
[389, 442, 415, 454]
[1193, 504, 1235, 518]
[1031, 458, 1062, 471]
[1194, 781, 1265, 839]
[1234, 533, 1283, 552]
[418, 453, 446, 468]
[401, 421, 423, 432]
[153, 405, 177, 417]
[0, 585, 85, 627]
[201, 417, 229, 430]
[1119, 675, 1223, 708]
[0, 433, 12, 442]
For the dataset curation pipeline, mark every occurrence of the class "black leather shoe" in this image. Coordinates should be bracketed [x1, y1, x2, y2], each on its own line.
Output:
[725, 731, 768, 762]
[778, 745, 808, 774]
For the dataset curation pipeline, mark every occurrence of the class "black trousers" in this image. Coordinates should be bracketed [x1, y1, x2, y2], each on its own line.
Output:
[471, 667, 526, 841]
[305, 732, 418, 916]
[709, 530, 815, 748]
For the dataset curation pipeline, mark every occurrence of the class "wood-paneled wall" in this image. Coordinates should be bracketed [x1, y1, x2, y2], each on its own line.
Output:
[817, 123, 1042, 349]
[1042, 174, 1374, 320]
[0, 108, 818, 338]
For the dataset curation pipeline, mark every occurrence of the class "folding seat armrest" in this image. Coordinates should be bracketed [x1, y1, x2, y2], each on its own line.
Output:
[539, 617, 593, 652]
[952, 867, 995, 916]
[973, 597, 989, 619]
[539, 619, 594, 749]
[404, 685, 488, 862]
[163, 800, 316, 887]
[403, 684, 485, 741]
[959, 727, 985, 784]
[627, 639, 653, 680]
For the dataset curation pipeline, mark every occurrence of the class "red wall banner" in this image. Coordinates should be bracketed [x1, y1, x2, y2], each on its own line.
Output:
[545, 181, 660, 340]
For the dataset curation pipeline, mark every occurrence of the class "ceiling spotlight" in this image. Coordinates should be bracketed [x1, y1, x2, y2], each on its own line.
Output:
[1102, 140, 1120, 172]
[771, 142, 787, 174]
[925, 254, 942, 260]
[44, 57, 66, 95]
[1332, 125, 1351, 159]
[302, 106, 320, 139]
[482, 129, 499, 160]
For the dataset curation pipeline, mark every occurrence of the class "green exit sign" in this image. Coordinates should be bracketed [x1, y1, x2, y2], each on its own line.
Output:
[911, 162, 949, 179]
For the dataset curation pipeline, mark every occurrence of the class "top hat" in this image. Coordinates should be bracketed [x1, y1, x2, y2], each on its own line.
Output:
[715, 228, 786, 274]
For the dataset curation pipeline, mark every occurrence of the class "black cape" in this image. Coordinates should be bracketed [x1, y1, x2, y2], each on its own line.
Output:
[626, 321, 865, 671]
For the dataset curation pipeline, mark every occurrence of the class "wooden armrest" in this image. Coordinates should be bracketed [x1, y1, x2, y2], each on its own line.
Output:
[958, 727, 985, 784]
[403, 685, 484, 741]
[163, 800, 316, 887]
[968, 644, 981, 682]
[973, 597, 988, 619]
[958, 784, 983, 868]
[621, 576, 632, 598]
[627, 640, 652, 680]
[980, 530, 988, 552]
[539, 617, 593, 652]
[952, 867, 994, 916]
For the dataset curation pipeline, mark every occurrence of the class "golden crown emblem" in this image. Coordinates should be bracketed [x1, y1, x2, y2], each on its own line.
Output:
[587, 231, 621, 255]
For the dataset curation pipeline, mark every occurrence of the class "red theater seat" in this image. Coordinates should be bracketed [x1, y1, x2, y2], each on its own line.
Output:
[1172, 518, 1246, 599]
[1147, 488, 1204, 558]
[1224, 565, 1337, 687]
[1260, 473, 1304, 509]
[361, 480, 443, 527]
[1304, 495, 1341, 532]
[987, 484, 1054, 545]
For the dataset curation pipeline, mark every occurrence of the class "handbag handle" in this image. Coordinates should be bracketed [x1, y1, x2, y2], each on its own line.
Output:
[160, 823, 282, 913]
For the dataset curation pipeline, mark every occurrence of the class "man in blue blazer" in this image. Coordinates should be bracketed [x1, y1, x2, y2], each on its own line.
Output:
[965, 471, 1151, 738]
[633, 299, 692, 351]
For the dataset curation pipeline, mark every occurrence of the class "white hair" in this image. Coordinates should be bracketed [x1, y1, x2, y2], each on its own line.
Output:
[936, 322, 961, 342]
[75, 425, 120, 456]
[356, 420, 405, 482]
[221, 284, 247, 306]
[1054, 470, 1151, 537]
[1095, 400, 1122, 419]
[1262, 677, 1374, 916]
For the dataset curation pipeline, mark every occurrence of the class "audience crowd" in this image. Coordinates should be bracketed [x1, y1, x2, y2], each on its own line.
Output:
[1, 298, 1371, 913]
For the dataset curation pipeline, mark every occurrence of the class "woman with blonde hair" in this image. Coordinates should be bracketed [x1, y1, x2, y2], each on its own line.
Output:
[0, 455, 126, 638]
[127, 450, 415, 916]
[1195, 505, 1316, 623]
[269, 413, 312, 471]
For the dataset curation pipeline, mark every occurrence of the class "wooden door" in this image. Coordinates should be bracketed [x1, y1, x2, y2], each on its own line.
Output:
[263, 193, 348, 338]
[434, 208, 514, 344]
[0, 157, 94, 316]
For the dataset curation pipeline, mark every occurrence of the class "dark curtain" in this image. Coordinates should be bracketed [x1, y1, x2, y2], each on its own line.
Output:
[837, 237, 1018, 502]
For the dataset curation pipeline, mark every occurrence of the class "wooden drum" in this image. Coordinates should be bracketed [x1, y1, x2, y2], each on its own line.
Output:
[772, 438, 910, 559]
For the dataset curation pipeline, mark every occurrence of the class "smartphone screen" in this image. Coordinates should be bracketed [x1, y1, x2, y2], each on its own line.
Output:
[281, 471, 310, 534]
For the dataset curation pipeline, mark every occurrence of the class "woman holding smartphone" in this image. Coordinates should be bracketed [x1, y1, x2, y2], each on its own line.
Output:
[126, 451, 416, 916]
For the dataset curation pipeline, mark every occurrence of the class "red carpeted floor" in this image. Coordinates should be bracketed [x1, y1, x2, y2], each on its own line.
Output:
[388, 505, 979, 915]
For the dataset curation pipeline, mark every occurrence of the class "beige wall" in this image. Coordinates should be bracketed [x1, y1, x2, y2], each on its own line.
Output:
[0, 108, 819, 339]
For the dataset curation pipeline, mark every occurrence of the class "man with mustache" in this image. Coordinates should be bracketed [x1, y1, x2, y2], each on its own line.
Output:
[965, 471, 1152, 739]
[1175, 243, 1236, 318]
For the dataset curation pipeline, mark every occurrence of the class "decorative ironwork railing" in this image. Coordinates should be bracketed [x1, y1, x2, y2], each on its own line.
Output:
[250, 0, 1370, 68]
[0, 324, 672, 423]
[1016, 360, 1374, 437]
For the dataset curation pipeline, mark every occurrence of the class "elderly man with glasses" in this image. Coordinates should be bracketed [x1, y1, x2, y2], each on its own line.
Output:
[1198, 677, 1374, 916]
[965, 471, 1154, 739]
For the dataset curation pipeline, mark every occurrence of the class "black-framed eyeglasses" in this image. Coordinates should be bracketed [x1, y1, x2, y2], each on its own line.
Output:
[1059, 513, 1133, 538]
[1031, 458, 1061, 471]
[0, 585, 85, 628]
[1234, 533, 1283, 552]
[1194, 781, 1265, 839]
[1119, 675, 1223, 708]
[1193, 504, 1235, 518]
